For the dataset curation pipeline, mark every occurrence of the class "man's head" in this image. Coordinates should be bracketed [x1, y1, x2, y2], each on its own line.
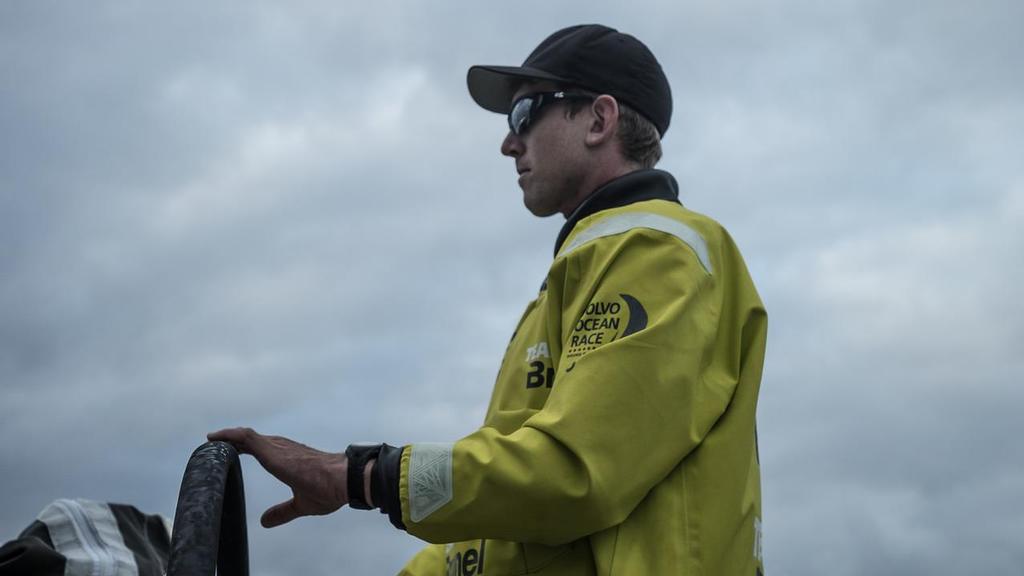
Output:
[467, 24, 671, 216]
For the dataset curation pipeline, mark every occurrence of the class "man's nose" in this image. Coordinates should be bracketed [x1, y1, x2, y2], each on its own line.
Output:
[501, 131, 522, 157]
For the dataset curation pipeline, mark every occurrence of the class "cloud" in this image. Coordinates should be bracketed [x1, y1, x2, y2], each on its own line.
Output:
[1, 1, 1021, 574]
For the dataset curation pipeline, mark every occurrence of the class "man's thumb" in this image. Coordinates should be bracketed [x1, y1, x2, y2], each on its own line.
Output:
[261, 499, 299, 528]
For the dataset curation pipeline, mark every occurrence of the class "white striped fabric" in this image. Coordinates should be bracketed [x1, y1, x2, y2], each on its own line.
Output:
[39, 499, 140, 576]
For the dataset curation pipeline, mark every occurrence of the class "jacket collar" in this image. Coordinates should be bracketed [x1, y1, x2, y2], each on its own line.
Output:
[554, 169, 681, 256]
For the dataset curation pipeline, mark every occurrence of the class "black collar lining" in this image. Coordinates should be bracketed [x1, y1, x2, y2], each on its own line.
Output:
[554, 169, 681, 256]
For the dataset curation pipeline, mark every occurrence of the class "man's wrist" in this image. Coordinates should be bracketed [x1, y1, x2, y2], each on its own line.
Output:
[364, 459, 375, 509]
[330, 452, 350, 510]
[345, 444, 383, 510]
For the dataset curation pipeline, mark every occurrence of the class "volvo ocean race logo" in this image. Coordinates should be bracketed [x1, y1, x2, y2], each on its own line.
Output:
[566, 293, 648, 359]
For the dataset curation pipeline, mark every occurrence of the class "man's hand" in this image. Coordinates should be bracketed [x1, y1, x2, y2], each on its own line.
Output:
[207, 427, 348, 528]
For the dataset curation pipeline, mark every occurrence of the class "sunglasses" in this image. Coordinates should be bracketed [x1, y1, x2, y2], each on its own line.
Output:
[507, 91, 594, 135]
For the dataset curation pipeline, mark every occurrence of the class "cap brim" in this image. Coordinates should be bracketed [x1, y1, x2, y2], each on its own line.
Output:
[467, 65, 570, 114]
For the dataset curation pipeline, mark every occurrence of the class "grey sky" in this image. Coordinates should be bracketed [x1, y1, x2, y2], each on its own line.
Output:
[2, 1, 1021, 574]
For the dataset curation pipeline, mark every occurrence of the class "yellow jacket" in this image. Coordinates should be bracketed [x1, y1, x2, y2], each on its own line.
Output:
[395, 170, 766, 575]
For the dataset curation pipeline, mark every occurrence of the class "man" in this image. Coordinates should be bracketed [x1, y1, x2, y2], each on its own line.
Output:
[211, 24, 767, 575]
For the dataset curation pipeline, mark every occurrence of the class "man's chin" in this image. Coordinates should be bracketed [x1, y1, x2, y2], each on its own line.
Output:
[523, 199, 560, 218]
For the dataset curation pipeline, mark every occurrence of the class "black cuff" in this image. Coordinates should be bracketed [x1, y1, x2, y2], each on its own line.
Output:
[345, 444, 382, 510]
[371, 444, 407, 530]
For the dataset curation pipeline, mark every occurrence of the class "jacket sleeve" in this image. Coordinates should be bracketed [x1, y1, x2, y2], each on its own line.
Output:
[400, 227, 736, 545]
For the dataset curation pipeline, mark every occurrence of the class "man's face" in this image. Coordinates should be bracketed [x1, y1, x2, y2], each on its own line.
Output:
[500, 82, 589, 217]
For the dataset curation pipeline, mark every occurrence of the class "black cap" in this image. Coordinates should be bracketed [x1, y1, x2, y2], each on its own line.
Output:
[468, 24, 672, 136]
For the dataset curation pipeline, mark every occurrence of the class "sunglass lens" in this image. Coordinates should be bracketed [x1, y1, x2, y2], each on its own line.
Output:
[509, 96, 534, 135]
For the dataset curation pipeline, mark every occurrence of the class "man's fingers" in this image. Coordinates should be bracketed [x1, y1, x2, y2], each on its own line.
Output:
[260, 498, 300, 528]
[207, 427, 259, 454]
[206, 427, 299, 485]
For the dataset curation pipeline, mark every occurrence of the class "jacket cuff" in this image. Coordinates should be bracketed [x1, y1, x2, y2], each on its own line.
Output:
[371, 444, 406, 530]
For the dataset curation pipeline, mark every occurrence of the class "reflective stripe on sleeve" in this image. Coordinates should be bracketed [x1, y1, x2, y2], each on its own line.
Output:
[558, 212, 713, 274]
[408, 443, 454, 522]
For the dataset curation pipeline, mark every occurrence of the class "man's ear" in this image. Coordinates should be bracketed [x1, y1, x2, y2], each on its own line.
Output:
[585, 95, 620, 147]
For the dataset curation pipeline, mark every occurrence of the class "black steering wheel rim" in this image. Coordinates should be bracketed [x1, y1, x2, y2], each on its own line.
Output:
[166, 441, 249, 576]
